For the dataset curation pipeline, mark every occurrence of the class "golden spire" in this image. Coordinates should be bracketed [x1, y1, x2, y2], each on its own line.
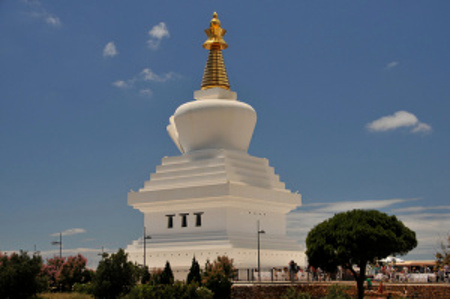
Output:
[201, 12, 230, 90]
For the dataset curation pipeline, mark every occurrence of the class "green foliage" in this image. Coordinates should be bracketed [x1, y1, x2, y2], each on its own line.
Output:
[160, 261, 174, 285]
[141, 266, 151, 284]
[0, 251, 46, 299]
[91, 248, 140, 299]
[435, 234, 450, 268]
[281, 287, 311, 299]
[148, 268, 163, 285]
[125, 282, 213, 299]
[73, 282, 94, 295]
[187, 257, 202, 285]
[202, 256, 236, 299]
[325, 284, 351, 299]
[306, 209, 417, 299]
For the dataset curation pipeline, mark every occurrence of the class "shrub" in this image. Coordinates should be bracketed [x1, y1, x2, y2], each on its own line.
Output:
[125, 282, 213, 299]
[91, 249, 140, 299]
[281, 287, 311, 299]
[326, 284, 351, 299]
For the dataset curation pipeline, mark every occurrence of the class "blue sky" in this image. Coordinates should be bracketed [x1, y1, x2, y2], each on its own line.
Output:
[1, 1, 449, 268]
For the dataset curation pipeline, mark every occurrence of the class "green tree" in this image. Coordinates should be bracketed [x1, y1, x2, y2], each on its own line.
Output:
[92, 248, 140, 299]
[141, 265, 151, 284]
[306, 209, 417, 299]
[187, 257, 202, 285]
[435, 234, 450, 268]
[202, 256, 236, 299]
[0, 251, 45, 299]
[160, 261, 174, 285]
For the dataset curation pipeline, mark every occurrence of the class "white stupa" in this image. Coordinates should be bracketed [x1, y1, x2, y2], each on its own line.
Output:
[126, 12, 305, 279]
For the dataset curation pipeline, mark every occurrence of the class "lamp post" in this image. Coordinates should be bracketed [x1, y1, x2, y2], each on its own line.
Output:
[257, 220, 265, 282]
[51, 232, 62, 259]
[143, 226, 152, 268]
[98, 246, 105, 260]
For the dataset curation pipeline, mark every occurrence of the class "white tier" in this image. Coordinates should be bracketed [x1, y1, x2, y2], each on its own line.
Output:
[127, 149, 303, 273]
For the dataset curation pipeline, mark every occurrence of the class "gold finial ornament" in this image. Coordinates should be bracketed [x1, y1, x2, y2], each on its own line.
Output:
[201, 12, 230, 90]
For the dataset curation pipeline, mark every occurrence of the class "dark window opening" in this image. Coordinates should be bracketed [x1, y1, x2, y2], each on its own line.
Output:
[166, 214, 175, 228]
[180, 213, 189, 227]
[194, 212, 204, 227]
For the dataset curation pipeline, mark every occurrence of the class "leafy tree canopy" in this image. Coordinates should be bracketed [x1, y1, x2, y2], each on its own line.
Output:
[203, 256, 236, 299]
[42, 254, 93, 292]
[435, 234, 450, 268]
[0, 251, 45, 299]
[92, 248, 140, 299]
[306, 209, 417, 299]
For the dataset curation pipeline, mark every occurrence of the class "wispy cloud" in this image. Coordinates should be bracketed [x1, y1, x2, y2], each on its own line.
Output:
[287, 198, 450, 261]
[50, 228, 86, 237]
[393, 205, 450, 213]
[314, 198, 417, 213]
[103, 42, 118, 58]
[411, 122, 432, 133]
[366, 111, 432, 134]
[147, 22, 170, 50]
[139, 89, 153, 97]
[140, 68, 174, 82]
[386, 61, 399, 70]
[113, 80, 129, 88]
[24, 0, 62, 27]
[112, 67, 178, 97]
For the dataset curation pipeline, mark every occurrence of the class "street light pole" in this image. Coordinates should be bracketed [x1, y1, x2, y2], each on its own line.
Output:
[257, 220, 265, 282]
[51, 232, 62, 259]
[143, 226, 152, 268]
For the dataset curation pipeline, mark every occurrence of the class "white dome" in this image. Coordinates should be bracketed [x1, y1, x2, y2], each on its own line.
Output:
[172, 98, 256, 153]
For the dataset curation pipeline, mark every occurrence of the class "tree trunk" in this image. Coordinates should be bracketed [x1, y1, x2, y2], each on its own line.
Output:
[357, 263, 367, 299]
[356, 276, 365, 299]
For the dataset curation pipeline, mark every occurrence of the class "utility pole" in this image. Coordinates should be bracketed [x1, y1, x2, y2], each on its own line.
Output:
[51, 232, 62, 259]
[143, 226, 152, 268]
[257, 220, 265, 282]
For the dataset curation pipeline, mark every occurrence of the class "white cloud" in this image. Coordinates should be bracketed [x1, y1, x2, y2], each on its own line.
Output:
[50, 228, 86, 237]
[147, 22, 170, 50]
[113, 68, 177, 95]
[25, 1, 61, 27]
[366, 111, 432, 134]
[314, 198, 417, 213]
[45, 15, 61, 26]
[386, 61, 399, 69]
[393, 205, 450, 213]
[140, 68, 174, 82]
[149, 22, 170, 39]
[139, 89, 153, 97]
[411, 122, 432, 133]
[112, 80, 129, 88]
[103, 42, 118, 58]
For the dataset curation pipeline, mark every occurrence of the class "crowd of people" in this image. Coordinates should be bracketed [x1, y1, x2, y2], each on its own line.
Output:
[372, 263, 449, 283]
[272, 261, 450, 283]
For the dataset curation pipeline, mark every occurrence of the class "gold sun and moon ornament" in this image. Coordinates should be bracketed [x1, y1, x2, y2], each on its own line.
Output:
[201, 12, 231, 91]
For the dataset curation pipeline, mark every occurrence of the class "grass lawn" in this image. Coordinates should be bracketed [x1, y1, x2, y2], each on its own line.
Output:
[39, 293, 94, 299]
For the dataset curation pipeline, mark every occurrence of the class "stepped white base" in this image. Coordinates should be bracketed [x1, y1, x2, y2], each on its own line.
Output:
[126, 149, 304, 277]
